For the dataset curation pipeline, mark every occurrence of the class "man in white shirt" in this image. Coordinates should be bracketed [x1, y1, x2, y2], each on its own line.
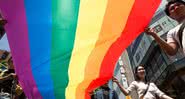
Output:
[146, 0, 185, 55]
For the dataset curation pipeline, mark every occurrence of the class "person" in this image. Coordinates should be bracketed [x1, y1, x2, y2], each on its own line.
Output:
[0, 13, 7, 39]
[112, 65, 173, 99]
[145, 0, 185, 56]
[0, 58, 25, 99]
[0, 72, 16, 93]
[91, 81, 118, 99]
[0, 14, 7, 26]
[0, 18, 7, 26]
[0, 57, 16, 95]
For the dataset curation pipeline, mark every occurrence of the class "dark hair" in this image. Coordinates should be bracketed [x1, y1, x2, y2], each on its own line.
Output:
[135, 65, 148, 83]
[165, 0, 185, 16]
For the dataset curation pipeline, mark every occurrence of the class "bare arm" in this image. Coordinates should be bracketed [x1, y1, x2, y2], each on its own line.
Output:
[161, 94, 173, 99]
[153, 83, 173, 99]
[145, 28, 178, 56]
[0, 73, 16, 81]
[112, 77, 129, 96]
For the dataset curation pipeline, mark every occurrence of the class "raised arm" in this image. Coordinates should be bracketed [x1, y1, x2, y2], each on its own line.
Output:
[153, 83, 173, 99]
[112, 76, 129, 96]
[145, 28, 178, 56]
[161, 95, 173, 99]
[0, 73, 16, 81]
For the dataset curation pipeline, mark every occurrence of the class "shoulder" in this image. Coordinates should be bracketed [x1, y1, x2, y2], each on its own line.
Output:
[130, 81, 139, 86]
[149, 82, 157, 87]
[168, 24, 182, 35]
[148, 82, 154, 84]
[131, 81, 137, 84]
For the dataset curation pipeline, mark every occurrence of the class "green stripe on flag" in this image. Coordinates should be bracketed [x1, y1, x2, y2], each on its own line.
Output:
[51, 0, 80, 98]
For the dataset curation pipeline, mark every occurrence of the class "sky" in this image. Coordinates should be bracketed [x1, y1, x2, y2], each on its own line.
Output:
[0, 34, 10, 51]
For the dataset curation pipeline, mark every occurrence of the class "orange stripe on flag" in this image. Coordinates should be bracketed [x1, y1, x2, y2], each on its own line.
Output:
[75, 0, 135, 98]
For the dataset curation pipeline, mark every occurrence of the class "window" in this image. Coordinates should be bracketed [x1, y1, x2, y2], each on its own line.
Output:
[135, 52, 140, 62]
[162, 21, 168, 27]
[160, 63, 167, 74]
[146, 66, 153, 78]
[151, 59, 158, 72]
[153, 24, 163, 33]
[154, 70, 161, 80]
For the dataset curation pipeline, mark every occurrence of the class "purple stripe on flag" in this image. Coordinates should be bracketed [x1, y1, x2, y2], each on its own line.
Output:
[0, 0, 42, 98]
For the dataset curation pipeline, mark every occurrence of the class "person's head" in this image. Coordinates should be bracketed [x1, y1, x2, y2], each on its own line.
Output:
[8, 57, 14, 69]
[101, 81, 109, 88]
[135, 65, 146, 81]
[165, 0, 185, 22]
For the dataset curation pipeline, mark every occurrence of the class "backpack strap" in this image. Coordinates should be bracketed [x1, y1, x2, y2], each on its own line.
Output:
[141, 82, 150, 99]
[178, 22, 185, 48]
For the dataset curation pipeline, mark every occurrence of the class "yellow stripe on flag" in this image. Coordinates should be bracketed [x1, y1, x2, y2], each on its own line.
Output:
[65, 0, 108, 99]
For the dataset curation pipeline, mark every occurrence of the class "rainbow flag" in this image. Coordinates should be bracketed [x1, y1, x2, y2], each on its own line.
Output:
[0, 0, 160, 99]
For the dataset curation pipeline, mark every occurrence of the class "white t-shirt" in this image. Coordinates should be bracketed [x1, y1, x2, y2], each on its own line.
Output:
[126, 81, 164, 99]
[167, 23, 185, 54]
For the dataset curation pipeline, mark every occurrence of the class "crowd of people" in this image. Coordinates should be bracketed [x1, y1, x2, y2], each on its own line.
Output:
[0, 13, 25, 99]
[0, 57, 25, 99]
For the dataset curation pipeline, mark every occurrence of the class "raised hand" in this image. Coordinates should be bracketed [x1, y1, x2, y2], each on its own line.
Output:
[144, 27, 156, 36]
[112, 76, 119, 84]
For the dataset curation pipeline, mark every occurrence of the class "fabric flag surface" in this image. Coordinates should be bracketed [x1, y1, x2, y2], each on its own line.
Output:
[0, 0, 161, 99]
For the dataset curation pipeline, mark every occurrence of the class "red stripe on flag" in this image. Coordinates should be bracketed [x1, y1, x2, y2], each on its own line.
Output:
[85, 0, 161, 98]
